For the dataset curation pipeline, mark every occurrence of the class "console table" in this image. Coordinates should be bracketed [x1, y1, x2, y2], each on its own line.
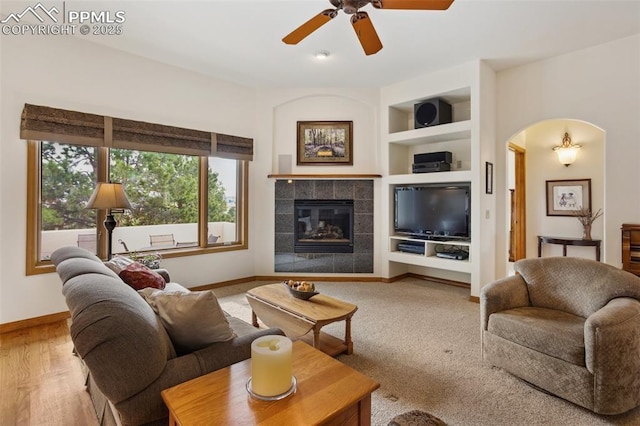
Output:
[537, 236, 601, 261]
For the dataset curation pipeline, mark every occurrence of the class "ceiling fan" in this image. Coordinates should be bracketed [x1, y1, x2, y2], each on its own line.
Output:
[282, 0, 455, 56]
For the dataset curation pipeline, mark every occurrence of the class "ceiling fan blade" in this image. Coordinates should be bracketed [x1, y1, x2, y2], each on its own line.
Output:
[351, 12, 383, 56]
[282, 9, 336, 45]
[372, 0, 454, 10]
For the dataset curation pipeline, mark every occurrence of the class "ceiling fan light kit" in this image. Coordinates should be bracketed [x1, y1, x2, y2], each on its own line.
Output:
[314, 50, 331, 60]
[282, 0, 454, 55]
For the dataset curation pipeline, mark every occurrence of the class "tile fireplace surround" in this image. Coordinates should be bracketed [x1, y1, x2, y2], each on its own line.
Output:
[274, 179, 373, 273]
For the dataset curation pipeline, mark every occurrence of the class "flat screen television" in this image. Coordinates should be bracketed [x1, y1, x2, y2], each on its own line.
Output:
[394, 183, 470, 239]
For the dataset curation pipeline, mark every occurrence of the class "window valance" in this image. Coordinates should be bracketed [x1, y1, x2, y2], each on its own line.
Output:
[20, 103, 253, 160]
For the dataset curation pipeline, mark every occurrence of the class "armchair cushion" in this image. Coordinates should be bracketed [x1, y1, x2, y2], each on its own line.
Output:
[515, 257, 640, 318]
[488, 306, 585, 366]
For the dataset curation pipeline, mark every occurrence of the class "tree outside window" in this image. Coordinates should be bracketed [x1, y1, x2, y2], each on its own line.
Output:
[37, 141, 241, 262]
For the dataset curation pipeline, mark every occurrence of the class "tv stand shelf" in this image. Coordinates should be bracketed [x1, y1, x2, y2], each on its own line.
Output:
[385, 170, 472, 185]
[389, 236, 471, 273]
[391, 235, 470, 245]
[387, 120, 472, 143]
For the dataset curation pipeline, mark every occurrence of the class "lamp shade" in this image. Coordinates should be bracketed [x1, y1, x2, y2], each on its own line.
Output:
[86, 182, 132, 210]
[552, 132, 581, 167]
[555, 146, 579, 166]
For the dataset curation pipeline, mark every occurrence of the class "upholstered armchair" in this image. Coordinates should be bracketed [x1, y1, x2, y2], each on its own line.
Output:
[481, 257, 640, 415]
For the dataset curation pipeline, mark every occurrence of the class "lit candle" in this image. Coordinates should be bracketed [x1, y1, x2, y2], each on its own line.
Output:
[250, 335, 293, 397]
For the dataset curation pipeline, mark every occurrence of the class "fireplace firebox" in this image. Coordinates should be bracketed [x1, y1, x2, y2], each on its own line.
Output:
[294, 199, 354, 253]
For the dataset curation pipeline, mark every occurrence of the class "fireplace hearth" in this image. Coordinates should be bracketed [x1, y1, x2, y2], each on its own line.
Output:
[295, 199, 353, 253]
[274, 179, 373, 273]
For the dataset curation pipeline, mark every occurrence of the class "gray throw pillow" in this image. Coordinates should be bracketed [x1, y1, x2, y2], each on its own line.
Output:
[138, 288, 235, 352]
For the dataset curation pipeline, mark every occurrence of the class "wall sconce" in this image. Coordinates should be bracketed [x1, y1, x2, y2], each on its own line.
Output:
[552, 132, 582, 167]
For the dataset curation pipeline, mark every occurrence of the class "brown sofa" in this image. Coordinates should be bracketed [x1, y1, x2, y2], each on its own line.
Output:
[481, 257, 640, 415]
[51, 246, 283, 426]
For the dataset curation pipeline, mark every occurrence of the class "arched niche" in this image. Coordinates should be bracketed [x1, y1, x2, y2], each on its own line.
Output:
[271, 94, 378, 174]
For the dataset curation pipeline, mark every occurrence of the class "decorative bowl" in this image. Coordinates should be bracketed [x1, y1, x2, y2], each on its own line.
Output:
[282, 281, 319, 300]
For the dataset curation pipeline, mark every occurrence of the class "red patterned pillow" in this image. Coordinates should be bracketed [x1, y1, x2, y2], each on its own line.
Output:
[118, 262, 166, 291]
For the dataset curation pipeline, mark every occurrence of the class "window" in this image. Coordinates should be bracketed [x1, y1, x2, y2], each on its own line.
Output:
[39, 142, 98, 257]
[207, 157, 243, 246]
[27, 141, 248, 274]
[110, 149, 201, 253]
[22, 103, 253, 275]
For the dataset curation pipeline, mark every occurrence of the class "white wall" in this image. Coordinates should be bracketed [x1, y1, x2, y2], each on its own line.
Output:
[2, 31, 638, 324]
[495, 35, 640, 278]
[0, 34, 258, 324]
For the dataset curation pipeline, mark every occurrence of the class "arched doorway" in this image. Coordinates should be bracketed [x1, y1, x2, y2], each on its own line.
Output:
[504, 119, 605, 272]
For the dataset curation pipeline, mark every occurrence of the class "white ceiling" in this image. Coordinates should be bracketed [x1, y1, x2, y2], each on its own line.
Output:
[4, 0, 640, 88]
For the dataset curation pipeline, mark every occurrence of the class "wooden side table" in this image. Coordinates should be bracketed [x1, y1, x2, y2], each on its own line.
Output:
[161, 341, 379, 426]
[537, 235, 601, 261]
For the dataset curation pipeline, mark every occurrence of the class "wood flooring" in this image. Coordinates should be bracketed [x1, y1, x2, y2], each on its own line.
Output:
[0, 320, 98, 425]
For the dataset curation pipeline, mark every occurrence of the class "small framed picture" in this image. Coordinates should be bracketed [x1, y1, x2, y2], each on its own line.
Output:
[545, 179, 592, 216]
[297, 121, 353, 165]
[485, 162, 493, 194]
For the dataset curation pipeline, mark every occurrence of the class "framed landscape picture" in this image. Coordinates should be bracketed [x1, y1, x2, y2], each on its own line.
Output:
[297, 121, 353, 165]
[545, 178, 591, 216]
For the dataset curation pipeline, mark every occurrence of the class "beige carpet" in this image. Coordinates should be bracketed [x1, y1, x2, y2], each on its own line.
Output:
[216, 278, 640, 426]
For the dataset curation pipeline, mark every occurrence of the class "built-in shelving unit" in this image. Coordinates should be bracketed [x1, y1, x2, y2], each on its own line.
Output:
[383, 83, 473, 276]
[387, 88, 472, 178]
[380, 62, 496, 297]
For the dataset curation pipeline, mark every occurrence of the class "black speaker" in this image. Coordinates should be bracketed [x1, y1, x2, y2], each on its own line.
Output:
[414, 98, 452, 128]
[414, 151, 452, 164]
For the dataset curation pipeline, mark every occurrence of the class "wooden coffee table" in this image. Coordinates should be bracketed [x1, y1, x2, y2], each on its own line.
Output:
[161, 341, 379, 426]
[246, 283, 358, 356]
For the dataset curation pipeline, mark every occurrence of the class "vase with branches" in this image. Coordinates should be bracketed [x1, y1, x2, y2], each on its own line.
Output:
[572, 206, 603, 240]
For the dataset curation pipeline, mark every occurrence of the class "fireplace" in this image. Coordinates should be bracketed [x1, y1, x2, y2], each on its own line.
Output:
[274, 179, 373, 273]
[294, 199, 354, 253]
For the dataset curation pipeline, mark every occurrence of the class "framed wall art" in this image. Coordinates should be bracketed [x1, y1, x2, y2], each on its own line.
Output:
[297, 121, 353, 165]
[545, 178, 591, 216]
[485, 162, 493, 194]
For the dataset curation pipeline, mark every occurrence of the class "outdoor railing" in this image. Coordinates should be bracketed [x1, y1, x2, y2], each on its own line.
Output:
[40, 222, 235, 259]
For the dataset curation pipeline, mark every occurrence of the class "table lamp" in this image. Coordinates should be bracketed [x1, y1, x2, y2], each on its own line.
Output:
[86, 182, 132, 259]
